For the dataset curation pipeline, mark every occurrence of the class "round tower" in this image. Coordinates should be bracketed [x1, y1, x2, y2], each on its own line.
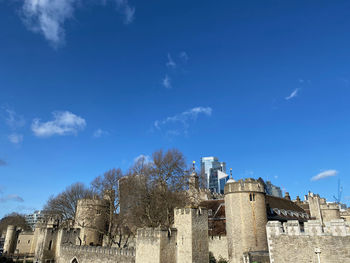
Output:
[3, 225, 17, 254]
[224, 178, 268, 263]
[74, 198, 109, 246]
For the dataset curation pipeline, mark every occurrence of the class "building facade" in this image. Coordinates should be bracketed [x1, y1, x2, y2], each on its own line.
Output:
[201, 156, 226, 193]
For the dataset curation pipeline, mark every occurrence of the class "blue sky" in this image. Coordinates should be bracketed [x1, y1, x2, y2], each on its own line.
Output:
[1, 0, 350, 217]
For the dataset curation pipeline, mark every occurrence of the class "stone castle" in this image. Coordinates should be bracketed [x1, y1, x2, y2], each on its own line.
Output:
[2, 170, 350, 263]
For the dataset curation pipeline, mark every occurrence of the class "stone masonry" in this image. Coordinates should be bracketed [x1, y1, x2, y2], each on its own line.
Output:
[267, 219, 350, 263]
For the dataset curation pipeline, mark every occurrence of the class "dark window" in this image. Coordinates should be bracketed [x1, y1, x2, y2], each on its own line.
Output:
[48, 240, 52, 250]
[249, 193, 255, 202]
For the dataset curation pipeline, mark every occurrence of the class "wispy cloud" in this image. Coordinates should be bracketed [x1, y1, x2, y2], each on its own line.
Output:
[134, 154, 151, 164]
[162, 75, 172, 89]
[311, 170, 338, 181]
[179, 51, 189, 62]
[166, 53, 176, 68]
[0, 160, 7, 166]
[116, 0, 135, 24]
[285, 88, 299, 100]
[31, 111, 86, 137]
[93, 128, 109, 138]
[20, 0, 135, 46]
[154, 106, 212, 135]
[0, 194, 24, 203]
[3, 108, 25, 129]
[8, 133, 24, 144]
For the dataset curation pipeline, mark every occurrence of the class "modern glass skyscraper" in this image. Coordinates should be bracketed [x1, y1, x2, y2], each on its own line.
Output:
[200, 156, 227, 193]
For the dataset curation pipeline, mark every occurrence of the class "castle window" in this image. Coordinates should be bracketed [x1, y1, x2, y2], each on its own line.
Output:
[96, 210, 101, 215]
[208, 209, 213, 216]
[249, 193, 255, 202]
[48, 240, 52, 250]
[18, 240, 20, 244]
[28, 240, 30, 244]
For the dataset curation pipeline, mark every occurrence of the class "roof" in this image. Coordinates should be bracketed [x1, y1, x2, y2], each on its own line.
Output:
[266, 195, 308, 221]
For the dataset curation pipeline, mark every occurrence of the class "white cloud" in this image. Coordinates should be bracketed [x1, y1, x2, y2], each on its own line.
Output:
[154, 106, 212, 135]
[31, 111, 86, 137]
[116, 0, 135, 24]
[4, 108, 25, 129]
[166, 53, 176, 68]
[93, 128, 109, 138]
[8, 133, 23, 144]
[0, 194, 24, 203]
[20, 0, 135, 46]
[311, 170, 338, 181]
[179, 51, 189, 62]
[162, 75, 172, 89]
[285, 88, 299, 100]
[134, 154, 151, 164]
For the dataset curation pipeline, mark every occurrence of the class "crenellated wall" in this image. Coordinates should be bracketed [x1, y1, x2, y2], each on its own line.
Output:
[135, 227, 177, 263]
[57, 244, 135, 263]
[267, 219, 350, 263]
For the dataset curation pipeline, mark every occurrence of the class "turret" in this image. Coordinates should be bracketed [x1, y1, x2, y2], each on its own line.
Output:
[173, 207, 209, 263]
[74, 198, 109, 246]
[224, 178, 268, 263]
[3, 225, 17, 254]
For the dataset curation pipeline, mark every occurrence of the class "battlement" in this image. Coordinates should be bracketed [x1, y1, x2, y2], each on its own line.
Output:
[320, 203, 340, 210]
[61, 244, 135, 257]
[224, 178, 265, 194]
[136, 227, 176, 239]
[267, 219, 350, 237]
[76, 199, 109, 207]
[174, 207, 208, 215]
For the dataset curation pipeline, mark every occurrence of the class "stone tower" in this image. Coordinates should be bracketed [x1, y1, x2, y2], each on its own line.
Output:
[173, 207, 209, 263]
[3, 225, 17, 254]
[224, 178, 268, 263]
[74, 198, 109, 246]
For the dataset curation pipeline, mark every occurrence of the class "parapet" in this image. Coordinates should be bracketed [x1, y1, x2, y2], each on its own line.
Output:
[76, 199, 109, 207]
[320, 203, 340, 210]
[174, 207, 208, 216]
[61, 244, 136, 257]
[267, 219, 350, 237]
[224, 178, 265, 194]
[136, 227, 176, 240]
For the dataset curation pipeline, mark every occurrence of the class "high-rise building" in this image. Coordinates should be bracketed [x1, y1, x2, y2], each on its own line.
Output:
[25, 210, 43, 230]
[265, 181, 283, 198]
[200, 157, 227, 193]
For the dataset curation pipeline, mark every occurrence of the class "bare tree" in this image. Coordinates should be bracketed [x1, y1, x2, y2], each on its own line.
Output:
[43, 182, 94, 221]
[123, 149, 190, 230]
[90, 168, 126, 247]
[0, 213, 30, 234]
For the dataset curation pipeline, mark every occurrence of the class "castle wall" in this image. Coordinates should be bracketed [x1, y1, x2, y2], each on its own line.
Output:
[320, 204, 341, 222]
[267, 219, 350, 263]
[208, 236, 228, 261]
[16, 232, 34, 254]
[34, 227, 59, 262]
[57, 245, 135, 263]
[135, 228, 176, 263]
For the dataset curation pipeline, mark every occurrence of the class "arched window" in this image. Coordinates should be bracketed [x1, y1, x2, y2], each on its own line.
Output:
[71, 258, 79, 263]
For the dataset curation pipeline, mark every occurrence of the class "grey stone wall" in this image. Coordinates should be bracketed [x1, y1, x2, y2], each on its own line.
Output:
[267, 220, 350, 263]
[57, 245, 135, 263]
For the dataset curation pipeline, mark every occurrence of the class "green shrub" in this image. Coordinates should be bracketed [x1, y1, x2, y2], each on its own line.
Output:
[209, 251, 216, 263]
